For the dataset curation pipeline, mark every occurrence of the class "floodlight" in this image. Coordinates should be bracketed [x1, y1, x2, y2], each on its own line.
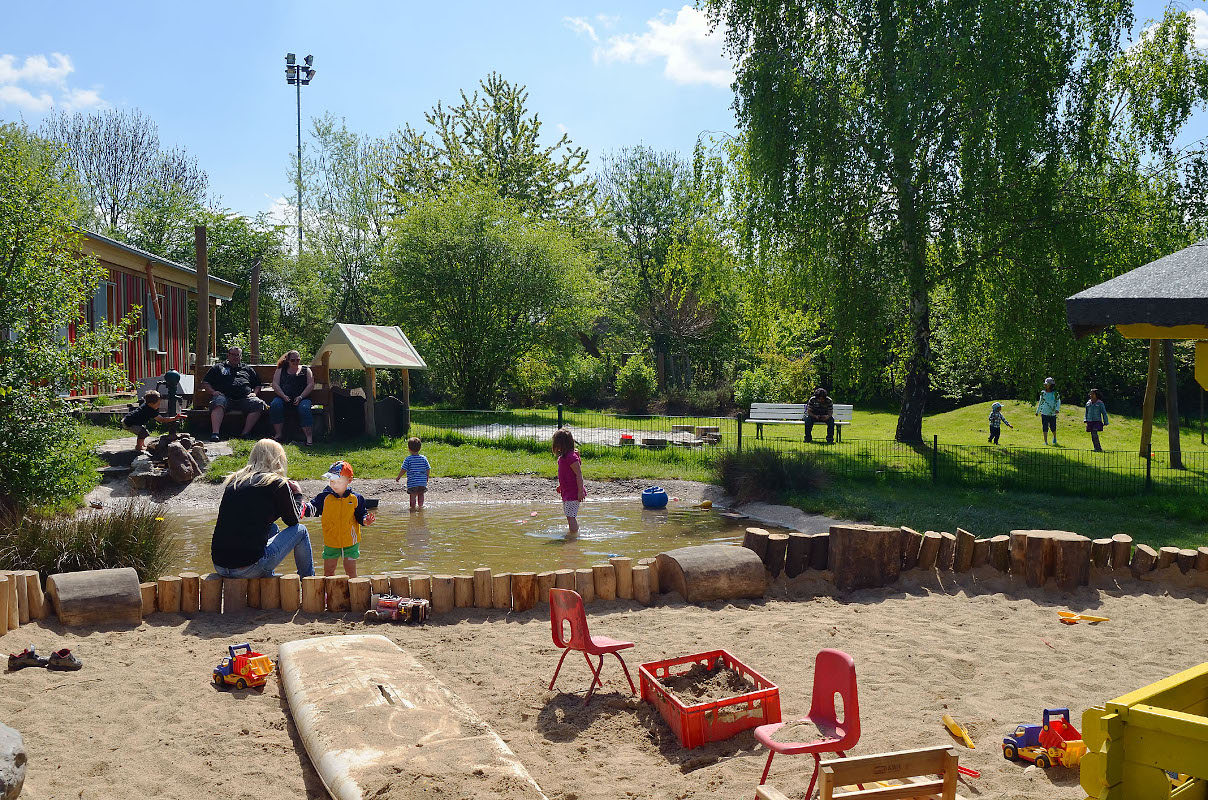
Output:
[286, 53, 296, 65]
[306, 68, 317, 80]
[304, 54, 313, 66]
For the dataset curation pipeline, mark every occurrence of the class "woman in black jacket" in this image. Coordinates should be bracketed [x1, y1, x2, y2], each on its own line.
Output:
[211, 439, 315, 578]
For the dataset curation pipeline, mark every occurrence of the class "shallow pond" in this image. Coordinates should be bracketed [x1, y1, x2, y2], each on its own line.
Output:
[168, 500, 764, 575]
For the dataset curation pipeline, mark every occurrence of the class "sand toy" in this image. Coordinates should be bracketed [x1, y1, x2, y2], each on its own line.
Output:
[942, 714, 975, 748]
[1058, 611, 1110, 624]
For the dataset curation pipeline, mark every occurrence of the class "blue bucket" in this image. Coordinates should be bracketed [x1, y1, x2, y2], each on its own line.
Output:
[641, 486, 669, 509]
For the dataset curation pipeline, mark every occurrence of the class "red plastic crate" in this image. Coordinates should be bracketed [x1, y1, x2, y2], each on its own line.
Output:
[639, 649, 781, 749]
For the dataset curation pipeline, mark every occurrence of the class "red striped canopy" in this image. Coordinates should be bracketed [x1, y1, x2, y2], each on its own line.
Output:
[313, 324, 428, 370]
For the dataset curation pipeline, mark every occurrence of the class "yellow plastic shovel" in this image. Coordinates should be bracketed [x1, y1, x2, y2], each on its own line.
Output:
[943, 714, 975, 749]
[1058, 611, 1110, 624]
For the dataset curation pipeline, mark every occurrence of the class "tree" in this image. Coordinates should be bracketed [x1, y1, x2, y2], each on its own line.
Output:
[706, 0, 1208, 440]
[385, 183, 593, 407]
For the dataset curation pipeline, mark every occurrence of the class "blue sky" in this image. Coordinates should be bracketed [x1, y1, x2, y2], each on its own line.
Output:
[2, 1, 1205, 219]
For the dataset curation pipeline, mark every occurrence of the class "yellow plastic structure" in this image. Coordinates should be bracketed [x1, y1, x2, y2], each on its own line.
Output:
[1082, 662, 1208, 799]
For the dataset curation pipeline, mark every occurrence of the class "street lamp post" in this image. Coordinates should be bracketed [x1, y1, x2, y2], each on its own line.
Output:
[285, 53, 316, 255]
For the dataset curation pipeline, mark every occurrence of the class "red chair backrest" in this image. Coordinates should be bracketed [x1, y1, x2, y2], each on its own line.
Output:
[807, 648, 860, 749]
[549, 588, 591, 652]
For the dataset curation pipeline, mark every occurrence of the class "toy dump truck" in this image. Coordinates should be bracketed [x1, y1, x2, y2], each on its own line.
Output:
[364, 594, 429, 624]
[1003, 707, 1087, 768]
[213, 643, 274, 690]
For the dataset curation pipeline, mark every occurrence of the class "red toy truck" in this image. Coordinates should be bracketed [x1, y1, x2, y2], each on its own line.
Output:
[212, 643, 274, 690]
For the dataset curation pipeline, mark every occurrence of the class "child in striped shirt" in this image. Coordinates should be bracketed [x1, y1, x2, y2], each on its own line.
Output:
[395, 437, 431, 511]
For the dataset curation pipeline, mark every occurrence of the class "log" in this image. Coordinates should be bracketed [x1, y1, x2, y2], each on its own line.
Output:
[12, 571, 28, 624]
[21, 569, 46, 620]
[765, 533, 790, 577]
[139, 582, 157, 616]
[222, 578, 249, 613]
[971, 539, 990, 569]
[553, 569, 575, 591]
[511, 572, 537, 612]
[179, 571, 200, 614]
[1131, 544, 1159, 576]
[936, 532, 957, 571]
[389, 573, 411, 597]
[785, 533, 810, 577]
[157, 575, 182, 613]
[260, 576, 281, 610]
[901, 527, 923, 570]
[301, 576, 325, 613]
[1010, 531, 1029, 576]
[1090, 539, 1113, 569]
[429, 575, 454, 614]
[280, 574, 301, 612]
[326, 576, 351, 612]
[349, 577, 373, 612]
[1024, 535, 1051, 588]
[536, 571, 557, 605]
[592, 564, 617, 601]
[954, 529, 976, 573]
[1177, 549, 1198, 574]
[0, 575, 7, 635]
[409, 575, 431, 602]
[655, 545, 767, 603]
[1158, 546, 1180, 570]
[2, 572, 16, 629]
[491, 573, 512, 610]
[642, 557, 661, 593]
[47, 567, 142, 627]
[742, 527, 771, 562]
[632, 564, 651, 606]
[808, 532, 830, 571]
[369, 575, 390, 595]
[828, 525, 902, 591]
[453, 575, 474, 608]
[989, 535, 1011, 572]
[473, 567, 493, 608]
[917, 532, 943, 570]
[1111, 534, 1133, 570]
[200, 573, 223, 612]
[1197, 547, 1208, 572]
[247, 574, 262, 609]
[610, 557, 634, 599]
[574, 569, 595, 603]
[1053, 534, 1091, 590]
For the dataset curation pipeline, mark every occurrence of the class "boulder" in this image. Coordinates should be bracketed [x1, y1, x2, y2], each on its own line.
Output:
[165, 441, 200, 483]
[0, 722, 26, 800]
[189, 444, 210, 470]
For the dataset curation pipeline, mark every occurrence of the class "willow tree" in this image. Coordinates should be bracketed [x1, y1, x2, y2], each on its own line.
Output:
[707, 1, 1208, 440]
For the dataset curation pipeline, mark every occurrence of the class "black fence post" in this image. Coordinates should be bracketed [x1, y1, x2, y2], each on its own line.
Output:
[1145, 452, 1153, 493]
[557, 403, 563, 429]
[932, 434, 939, 484]
[737, 413, 743, 453]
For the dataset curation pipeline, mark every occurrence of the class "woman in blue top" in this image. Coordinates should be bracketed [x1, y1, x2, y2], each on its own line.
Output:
[1085, 389, 1109, 452]
[1036, 377, 1061, 446]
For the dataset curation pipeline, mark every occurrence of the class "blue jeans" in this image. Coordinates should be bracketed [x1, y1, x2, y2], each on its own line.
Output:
[215, 522, 315, 578]
[269, 397, 313, 427]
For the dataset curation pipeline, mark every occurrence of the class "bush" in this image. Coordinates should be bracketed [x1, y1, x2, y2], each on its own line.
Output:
[616, 356, 657, 412]
[555, 355, 608, 406]
[733, 354, 816, 410]
[715, 448, 828, 504]
[0, 396, 97, 513]
[511, 355, 556, 406]
[0, 499, 178, 582]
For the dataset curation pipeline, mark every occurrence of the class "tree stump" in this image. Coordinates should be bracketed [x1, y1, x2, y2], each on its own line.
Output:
[989, 535, 1011, 572]
[1177, 549, 1198, 574]
[223, 578, 249, 613]
[610, 557, 633, 599]
[640, 557, 661, 593]
[1053, 534, 1091, 590]
[1131, 544, 1158, 576]
[1024, 535, 1051, 588]
[139, 582, 157, 616]
[473, 567, 493, 608]
[280, 574, 301, 612]
[260, 576, 281, 610]
[326, 576, 350, 612]
[632, 564, 651, 605]
[785, 533, 810, 577]
[453, 575, 474, 608]
[592, 564, 617, 601]
[200, 573, 223, 613]
[936, 532, 957, 571]
[742, 528, 771, 562]
[954, 529, 976, 572]
[1090, 539, 1113, 569]
[21, 570, 46, 620]
[827, 525, 902, 590]
[511, 572, 538, 611]
[179, 572, 200, 614]
[247, 576, 262, 609]
[901, 527, 924, 570]
[301, 576, 324, 613]
[1197, 547, 1208, 572]
[10, 572, 28, 625]
[0, 576, 7, 635]
[765, 533, 790, 577]
[409, 575, 431, 602]
[655, 545, 767, 603]
[1157, 546, 1180, 570]
[1010, 531, 1029, 576]
[917, 532, 943, 570]
[491, 573, 512, 609]
[389, 574, 410, 597]
[574, 569, 595, 603]
[429, 575, 454, 613]
[971, 539, 990, 568]
[369, 575, 389, 595]
[1015, 530, 1084, 586]
[349, 577, 373, 612]
[808, 532, 830, 570]
[536, 572, 557, 605]
[554, 569, 575, 590]
[1111, 534, 1133, 570]
[47, 568, 142, 627]
[1, 573, 16, 630]
[157, 575, 182, 613]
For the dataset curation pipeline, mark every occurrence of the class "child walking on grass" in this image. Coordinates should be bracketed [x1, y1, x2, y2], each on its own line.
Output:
[304, 460, 375, 578]
[1085, 389, 1109, 452]
[395, 437, 431, 511]
[552, 428, 586, 536]
[987, 402, 1013, 445]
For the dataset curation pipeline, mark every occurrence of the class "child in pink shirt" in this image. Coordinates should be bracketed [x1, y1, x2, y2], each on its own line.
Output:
[552, 428, 586, 536]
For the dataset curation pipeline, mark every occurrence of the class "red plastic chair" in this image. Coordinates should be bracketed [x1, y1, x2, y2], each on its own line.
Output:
[548, 588, 636, 706]
[753, 649, 860, 799]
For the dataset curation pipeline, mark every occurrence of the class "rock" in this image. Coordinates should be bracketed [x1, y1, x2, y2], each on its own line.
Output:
[189, 444, 210, 470]
[0, 722, 27, 799]
[178, 435, 194, 450]
[129, 453, 153, 476]
[165, 441, 200, 483]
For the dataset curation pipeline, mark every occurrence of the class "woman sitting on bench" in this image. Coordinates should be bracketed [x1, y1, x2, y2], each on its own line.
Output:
[271, 350, 315, 446]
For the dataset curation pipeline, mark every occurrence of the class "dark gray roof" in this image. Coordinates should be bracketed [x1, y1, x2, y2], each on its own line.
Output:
[1065, 240, 1208, 338]
[80, 228, 239, 291]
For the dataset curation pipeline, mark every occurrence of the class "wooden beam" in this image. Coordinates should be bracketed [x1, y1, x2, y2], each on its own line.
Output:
[1140, 339, 1160, 458]
[364, 366, 377, 437]
[194, 226, 208, 369]
[401, 368, 411, 436]
[144, 262, 162, 321]
[1164, 339, 1183, 469]
[249, 256, 262, 362]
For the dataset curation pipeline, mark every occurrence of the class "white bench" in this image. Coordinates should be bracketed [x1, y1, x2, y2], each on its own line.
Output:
[749, 402, 853, 442]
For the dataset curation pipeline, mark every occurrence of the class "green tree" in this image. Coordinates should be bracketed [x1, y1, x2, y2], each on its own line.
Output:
[385, 184, 593, 407]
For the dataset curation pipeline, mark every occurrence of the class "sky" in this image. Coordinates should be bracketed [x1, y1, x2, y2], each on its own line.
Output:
[2, 1, 1206, 219]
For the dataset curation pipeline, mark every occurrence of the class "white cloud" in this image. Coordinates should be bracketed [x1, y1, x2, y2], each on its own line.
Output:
[556, 122, 569, 135]
[591, 6, 733, 88]
[0, 52, 105, 113]
[1191, 8, 1208, 49]
[564, 16, 599, 43]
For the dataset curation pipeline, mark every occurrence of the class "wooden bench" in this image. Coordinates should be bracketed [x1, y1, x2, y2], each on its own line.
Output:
[749, 402, 854, 442]
[187, 360, 333, 438]
[757, 746, 965, 800]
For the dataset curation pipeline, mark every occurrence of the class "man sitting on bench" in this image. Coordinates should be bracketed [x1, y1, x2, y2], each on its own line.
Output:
[202, 346, 267, 441]
[805, 387, 835, 444]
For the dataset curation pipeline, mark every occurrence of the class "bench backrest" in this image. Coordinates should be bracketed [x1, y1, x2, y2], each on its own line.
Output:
[833, 404, 853, 422]
[750, 402, 855, 423]
[192, 363, 331, 408]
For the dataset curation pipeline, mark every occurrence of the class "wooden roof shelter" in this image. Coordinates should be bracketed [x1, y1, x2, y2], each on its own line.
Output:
[313, 324, 428, 436]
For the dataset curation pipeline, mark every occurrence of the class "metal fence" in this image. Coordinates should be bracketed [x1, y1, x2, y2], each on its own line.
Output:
[409, 407, 1208, 498]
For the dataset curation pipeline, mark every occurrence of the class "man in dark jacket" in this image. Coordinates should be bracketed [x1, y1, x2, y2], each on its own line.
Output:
[805, 387, 835, 443]
[202, 346, 267, 442]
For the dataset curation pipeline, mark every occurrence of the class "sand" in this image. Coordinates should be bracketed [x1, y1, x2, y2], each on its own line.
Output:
[2, 566, 1206, 800]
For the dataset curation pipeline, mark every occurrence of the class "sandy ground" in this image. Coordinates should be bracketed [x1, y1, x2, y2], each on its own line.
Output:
[3, 566, 1207, 800]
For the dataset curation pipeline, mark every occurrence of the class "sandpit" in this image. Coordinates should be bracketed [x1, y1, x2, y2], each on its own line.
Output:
[1, 568, 1205, 799]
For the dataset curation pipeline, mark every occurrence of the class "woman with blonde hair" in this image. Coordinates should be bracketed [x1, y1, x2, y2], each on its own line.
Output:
[211, 438, 315, 578]
[270, 349, 315, 445]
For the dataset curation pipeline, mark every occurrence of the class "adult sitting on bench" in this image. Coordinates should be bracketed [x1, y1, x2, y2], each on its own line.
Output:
[805, 387, 835, 444]
[202, 346, 267, 442]
[270, 349, 315, 446]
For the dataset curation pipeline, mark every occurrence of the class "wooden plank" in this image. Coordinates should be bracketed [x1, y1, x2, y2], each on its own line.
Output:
[825, 781, 945, 800]
[819, 746, 953, 786]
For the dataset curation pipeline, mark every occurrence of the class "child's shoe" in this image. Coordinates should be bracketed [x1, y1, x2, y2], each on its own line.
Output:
[8, 646, 49, 670]
[47, 648, 82, 671]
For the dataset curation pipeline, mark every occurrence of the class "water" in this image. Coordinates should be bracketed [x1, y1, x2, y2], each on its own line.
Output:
[168, 499, 760, 575]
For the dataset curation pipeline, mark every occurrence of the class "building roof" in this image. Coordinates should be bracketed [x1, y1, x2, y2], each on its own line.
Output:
[1065, 240, 1208, 338]
[79, 228, 239, 299]
[313, 324, 428, 370]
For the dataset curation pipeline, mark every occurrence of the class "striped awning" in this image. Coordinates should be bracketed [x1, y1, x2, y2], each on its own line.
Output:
[313, 324, 428, 370]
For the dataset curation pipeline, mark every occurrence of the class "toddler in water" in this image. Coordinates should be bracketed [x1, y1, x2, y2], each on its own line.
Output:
[304, 460, 375, 577]
[552, 428, 586, 536]
[395, 437, 431, 511]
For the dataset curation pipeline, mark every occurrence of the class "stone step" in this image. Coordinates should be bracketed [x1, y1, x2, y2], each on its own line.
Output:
[95, 465, 132, 480]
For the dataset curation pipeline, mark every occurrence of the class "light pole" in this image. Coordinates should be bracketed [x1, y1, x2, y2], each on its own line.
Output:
[285, 53, 316, 255]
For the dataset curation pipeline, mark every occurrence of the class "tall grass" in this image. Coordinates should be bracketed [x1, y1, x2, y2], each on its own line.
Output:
[0, 499, 178, 582]
[715, 448, 829, 504]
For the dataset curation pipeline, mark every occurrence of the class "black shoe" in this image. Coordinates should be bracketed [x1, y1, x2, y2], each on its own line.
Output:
[8, 646, 49, 670]
[47, 648, 82, 671]
[210, 433, 220, 442]
[826, 439, 834, 444]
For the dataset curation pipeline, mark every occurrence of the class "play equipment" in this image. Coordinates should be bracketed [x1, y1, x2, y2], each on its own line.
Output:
[1002, 707, 1087, 769]
[641, 486, 669, 509]
[1081, 662, 1208, 799]
[1058, 611, 1110, 624]
[942, 714, 975, 748]
[756, 746, 967, 800]
[753, 649, 860, 799]
[363, 593, 429, 624]
[547, 588, 636, 706]
[212, 643, 273, 689]
[639, 649, 780, 749]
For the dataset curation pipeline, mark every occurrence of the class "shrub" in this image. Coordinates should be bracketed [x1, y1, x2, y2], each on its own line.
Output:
[511, 355, 556, 406]
[0, 396, 98, 513]
[554, 355, 608, 406]
[0, 499, 178, 582]
[715, 448, 828, 504]
[616, 356, 657, 412]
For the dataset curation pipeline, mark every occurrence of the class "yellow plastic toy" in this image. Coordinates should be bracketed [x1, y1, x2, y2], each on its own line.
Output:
[1058, 611, 1110, 624]
[942, 714, 975, 749]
